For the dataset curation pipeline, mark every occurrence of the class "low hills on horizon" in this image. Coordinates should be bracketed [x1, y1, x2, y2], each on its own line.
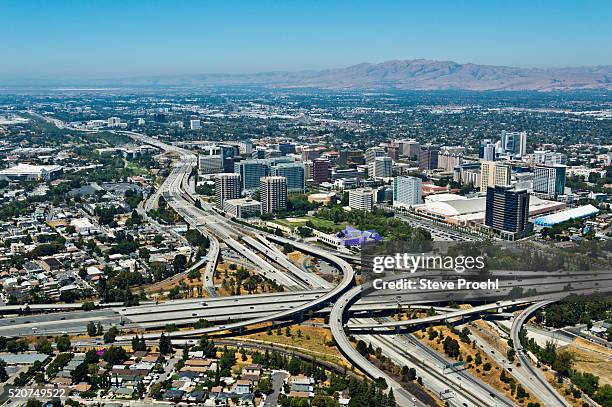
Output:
[5, 59, 612, 91]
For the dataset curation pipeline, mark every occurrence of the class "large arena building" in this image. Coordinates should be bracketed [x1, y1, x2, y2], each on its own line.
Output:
[414, 193, 566, 226]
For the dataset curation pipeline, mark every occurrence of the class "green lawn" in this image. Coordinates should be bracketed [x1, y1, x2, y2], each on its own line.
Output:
[272, 217, 345, 233]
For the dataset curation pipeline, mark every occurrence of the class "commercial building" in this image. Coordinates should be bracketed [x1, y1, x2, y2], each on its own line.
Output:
[70, 218, 101, 235]
[196, 144, 237, 174]
[414, 192, 565, 227]
[348, 188, 374, 212]
[365, 146, 386, 164]
[393, 176, 422, 208]
[234, 159, 270, 192]
[107, 117, 122, 127]
[190, 119, 201, 130]
[500, 131, 527, 158]
[480, 161, 511, 191]
[0, 164, 63, 182]
[396, 139, 420, 158]
[312, 158, 331, 184]
[260, 176, 287, 213]
[479, 140, 496, 161]
[215, 173, 241, 209]
[418, 145, 440, 170]
[453, 162, 481, 186]
[239, 140, 253, 156]
[301, 146, 325, 161]
[438, 150, 464, 172]
[270, 163, 305, 192]
[533, 150, 567, 166]
[223, 198, 262, 219]
[198, 146, 224, 175]
[338, 149, 365, 167]
[485, 186, 532, 240]
[372, 156, 392, 179]
[533, 165, 566, 197]
[534, 204, 599, 227]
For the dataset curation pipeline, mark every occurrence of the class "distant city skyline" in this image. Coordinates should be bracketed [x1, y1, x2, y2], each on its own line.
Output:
[1, 0, 611, 80]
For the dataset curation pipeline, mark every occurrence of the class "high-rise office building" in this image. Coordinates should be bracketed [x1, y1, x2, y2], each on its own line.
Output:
[215, 173, 241, 210]
[190, 119, 201, 130]
[271, 163, 305, 192]
[277, 142, 296, 156]
[479, 139, 496, 161]
[396, 139, 420, 158]
[198, 145, 224, 175]
[234, 159, 270, 192]
[533, 165, 566, 197]
[312, 158, 331, 183]
[480, 161, 511, 191]
[372, 156, 393, 179]
[239, 139, 253, 156]
[107, 117, 122, 127]
[418, 145, 440, 170]
[365, 146, 386, 162]
[261, 176, 288, 213]
[301, 146, 325, 161]
[338, 149, 365, 167]
[348, 188, 374, 212]
[438, 150, 464, 171]
[393, 176, 422, 207]
[533, 150, 567, 166]
[485, 185, 531, 240]
[500, 131, 527, 157]
[198, 145, 236, 175]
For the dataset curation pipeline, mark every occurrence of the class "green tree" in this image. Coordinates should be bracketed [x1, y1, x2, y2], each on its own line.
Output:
[35, 339, 53, 355]
[55, 335, 71, 352]
[87, 321, 97, 336]
[0, 360, 8, 382]
[159, 333, 172, 355]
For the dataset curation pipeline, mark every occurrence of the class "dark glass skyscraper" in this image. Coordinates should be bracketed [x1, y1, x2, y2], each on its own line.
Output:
[485, 185, 532, 240]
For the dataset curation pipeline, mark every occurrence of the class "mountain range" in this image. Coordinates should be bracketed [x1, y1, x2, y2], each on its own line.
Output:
[5, 60, 612, 91]
[115, 59, 610, 91]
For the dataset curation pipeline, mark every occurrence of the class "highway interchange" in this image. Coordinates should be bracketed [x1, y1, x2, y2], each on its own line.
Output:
[7, 126, 610, 407]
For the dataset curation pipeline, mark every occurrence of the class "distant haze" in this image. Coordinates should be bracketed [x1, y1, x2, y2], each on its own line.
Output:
[4, 60, 610, 92]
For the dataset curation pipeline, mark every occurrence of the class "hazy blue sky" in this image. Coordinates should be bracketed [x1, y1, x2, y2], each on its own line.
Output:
[1, 0, 610, 78]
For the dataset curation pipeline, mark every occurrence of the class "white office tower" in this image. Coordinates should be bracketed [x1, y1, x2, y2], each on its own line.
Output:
[533, 165, 566, 197]
[372, 156, 393, 179]
[107, 117, 121, 127]
[223, 198, 262, 219]
[136, 118, 145, 126]
[534, 150, 567, 166]
[393, 176, 422, 207]
[483, 143, 496, 161]
[348, 188, 374, 212]
[304, 161, 314, 181]
[366, 146, 386, 163]
[198, 145, 224, 174]
[260, 176, 288, 213]
[480, 161, 511, 191]
[190, 119, 201, 130]
[215, 173, 241, 209]
[500, 131, 527, 157]
[239, 139, 254, 155]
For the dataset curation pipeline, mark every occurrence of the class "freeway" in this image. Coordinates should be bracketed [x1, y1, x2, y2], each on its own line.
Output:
[329, 285, 425, 407]
[116, 131, 356, 341]
[346, 274, 612, 330]
[467, 327, 561, 407]
[511, 300, 571, 407]
[203, 232, 220, 296]
[369, 332, 515, 407]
